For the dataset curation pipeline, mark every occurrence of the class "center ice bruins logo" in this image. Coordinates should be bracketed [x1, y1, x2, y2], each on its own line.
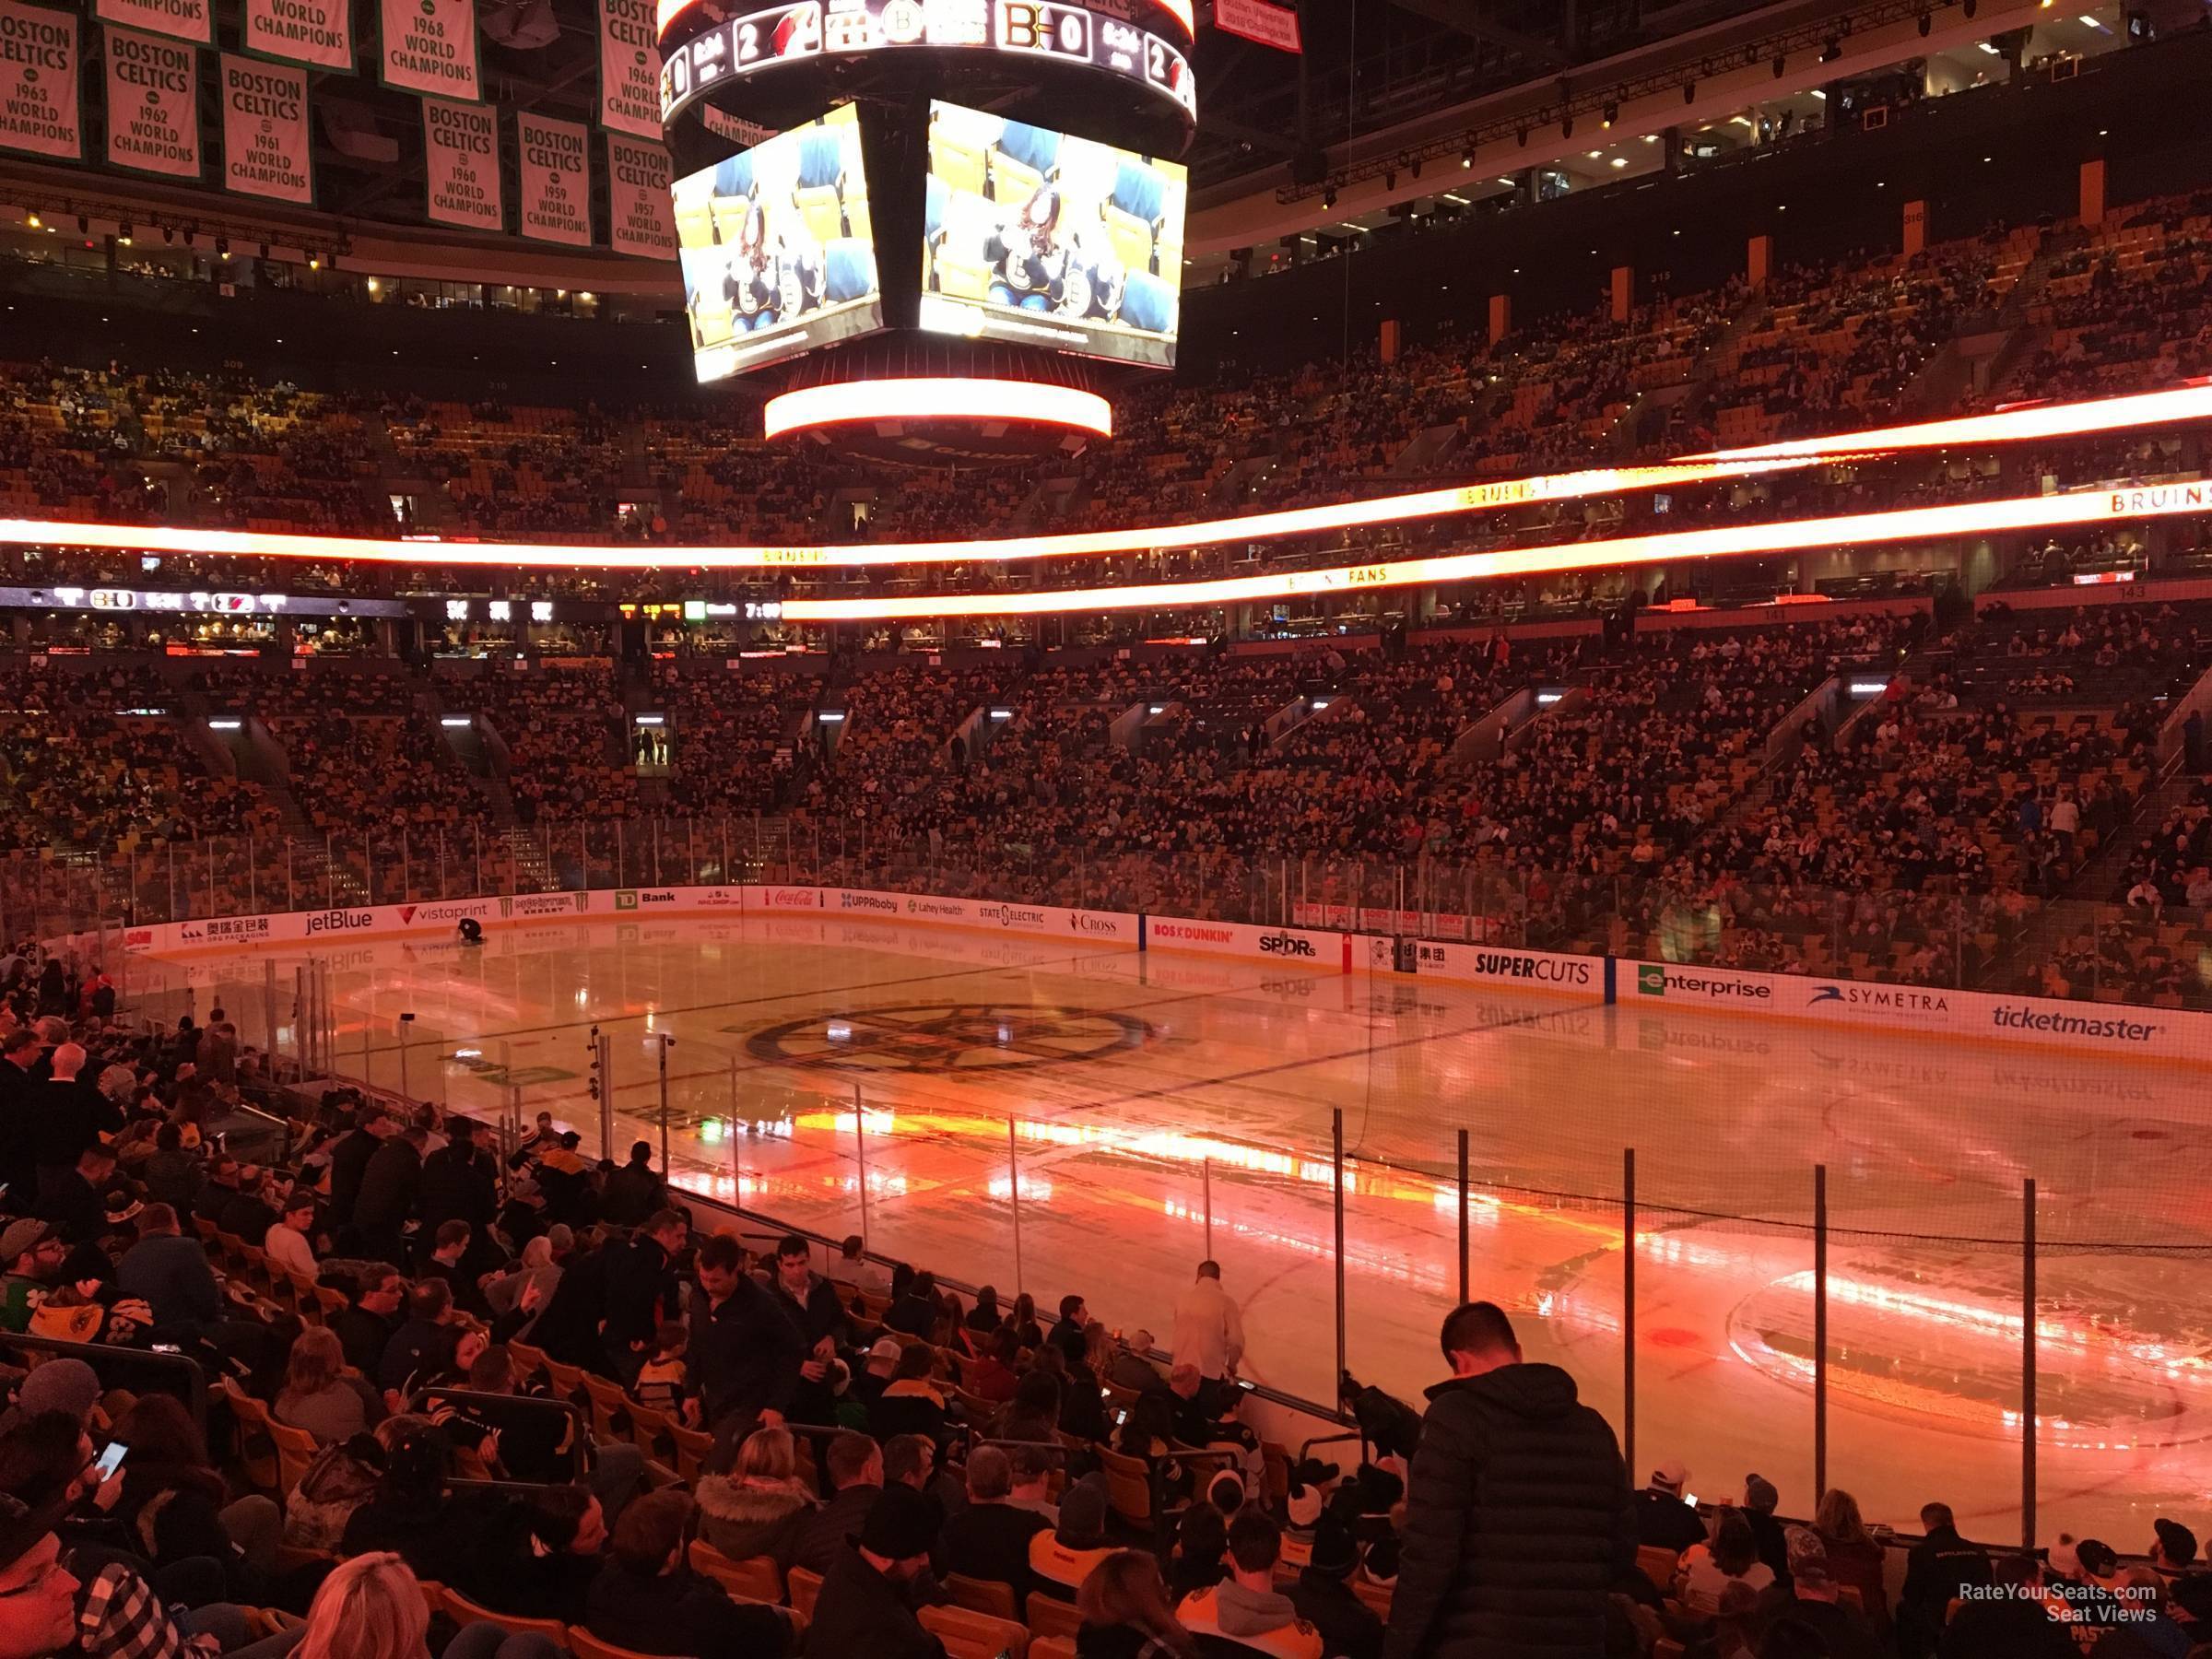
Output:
[743, 1003, 1150, 1073]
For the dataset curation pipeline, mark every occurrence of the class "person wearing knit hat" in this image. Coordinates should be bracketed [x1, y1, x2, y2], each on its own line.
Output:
[2152, 1517, 2198, 1572]
[803, 1485, 940, 1659]
[1029, 1477, 1116, 1599]
[1362, 1534, 1399, 1589]
[6, 1359, 101, 1433]
[1742, 1473, 1790, 1590]
[1288, 1511, 1384, 1659]
[1766, 1537, 1884, 1659]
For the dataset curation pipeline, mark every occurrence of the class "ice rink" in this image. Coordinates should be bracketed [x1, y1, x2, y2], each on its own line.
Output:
[141, 910, 2212, 1547]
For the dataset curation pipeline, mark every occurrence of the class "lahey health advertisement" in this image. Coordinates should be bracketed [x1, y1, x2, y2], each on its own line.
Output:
[381, 0, 477, 98]
[0, 0, 79, 159]
[221, 53, 311, 204]
[104, 24, 200, 178]
[517, 112, 592, 247]
[93, 0, 209, 45]
[421, 94, 500, 230]
[595, 0, 656, 137]
[606, 132, 673, 259]
[243, 0, 350, 71]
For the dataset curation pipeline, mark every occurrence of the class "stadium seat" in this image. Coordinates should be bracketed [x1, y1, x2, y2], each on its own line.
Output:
[1026, 1594, 1083, 1640]
[944, 1573, 1019, 1620]
[787, 1567, 822, 1619]
[687, 1541, 781, 1603]
[920, 1604, 1030, 1659]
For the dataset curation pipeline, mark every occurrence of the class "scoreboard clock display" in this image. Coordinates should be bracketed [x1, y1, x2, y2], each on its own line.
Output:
[658, 0, 1196, 131]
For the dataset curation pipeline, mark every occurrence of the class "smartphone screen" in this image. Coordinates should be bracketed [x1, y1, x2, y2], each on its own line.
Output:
[93, 1442, 126, 1479]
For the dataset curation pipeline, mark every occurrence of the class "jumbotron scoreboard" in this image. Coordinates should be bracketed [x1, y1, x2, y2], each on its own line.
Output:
[654, 0, 1198, 459]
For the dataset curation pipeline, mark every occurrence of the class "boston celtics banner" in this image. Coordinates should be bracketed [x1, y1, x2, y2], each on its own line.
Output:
[421, 94, 500, 230]
[104, 25, 200, 178]
[0, 0, 80, 159]
[516, 112, 591, 247]
[243, 0, 350, 71]
[93, 0, 209, 47]
[606, 133, 672, 259]
[380, 0, 476, 98]
[220, 53, 310, 204]
[595, 0, 655, 137]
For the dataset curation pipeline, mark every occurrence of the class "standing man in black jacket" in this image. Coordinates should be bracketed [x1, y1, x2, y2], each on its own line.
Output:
[355, 1125, 428, 1268]
[416, 1117, 498, 1278]
[1382, 1300, 1635, 1659]
[687, 1233, 805, 1446]
[767, 1234, 849, 1421]
[327, 1106, 393, 1231]
[602, 1208, 687, 1384]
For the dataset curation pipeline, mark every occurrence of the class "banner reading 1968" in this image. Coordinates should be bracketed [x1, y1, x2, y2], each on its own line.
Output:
[244, 0, 350, 71]
[595, 0, 657, 137]
[93, 0, 210, 47]
[606, 133, 673, 259]
[516, 112, 592, 247]
[221, 53, 311, 204]
[104, 24, 200, 178]
[0, 0, 80, 159]
[421, 94, 500, 230]
[380, 0, 477, 98]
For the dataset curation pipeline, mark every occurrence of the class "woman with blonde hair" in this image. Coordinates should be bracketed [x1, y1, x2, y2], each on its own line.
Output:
[276, 1325, 382, 1443]
[1813, 1488, 1889, 1630]
[693, 1424, 816, 1568]
[1077, 1549, 1198, 1659]
[296, 1551, 428, 1659]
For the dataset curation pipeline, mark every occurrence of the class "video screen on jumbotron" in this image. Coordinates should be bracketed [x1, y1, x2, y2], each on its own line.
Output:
[674, 103, 884, 382]
[919, 99, 1185, 370]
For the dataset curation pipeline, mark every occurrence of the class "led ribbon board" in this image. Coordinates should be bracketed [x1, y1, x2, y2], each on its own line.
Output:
[777, 481, 2212, 620]
[762, 377, 1113, 437]
[657, 0, 1196, 128]
[0, 382, 2206, 570]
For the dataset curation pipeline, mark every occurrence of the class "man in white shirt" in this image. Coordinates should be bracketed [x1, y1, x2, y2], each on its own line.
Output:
[262, 1188, 319, 1280]
[1171, 1259, 1245, 1410]
[2049, 788, 2080, 846]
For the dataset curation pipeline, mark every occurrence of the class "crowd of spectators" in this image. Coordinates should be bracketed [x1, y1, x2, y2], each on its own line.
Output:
[0, 975, 2200, 1659]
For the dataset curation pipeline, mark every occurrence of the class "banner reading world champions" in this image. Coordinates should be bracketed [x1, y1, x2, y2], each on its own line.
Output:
[0, 0, 80, 159]
[221, 53, 311, 204]
[243, 0, 350, 70]
[103, 23, 200, 179]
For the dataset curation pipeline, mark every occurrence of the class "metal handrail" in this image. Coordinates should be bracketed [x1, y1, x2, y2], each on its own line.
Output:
[0, 1331, 211, 1436]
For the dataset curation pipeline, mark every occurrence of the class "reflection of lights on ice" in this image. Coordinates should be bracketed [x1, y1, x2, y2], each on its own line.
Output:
[988, 1176, 1053, 1202]
[700, 1120, 725, 1146]
[454, 1048, 480, 1059]
[828, 1022, 851, 1041]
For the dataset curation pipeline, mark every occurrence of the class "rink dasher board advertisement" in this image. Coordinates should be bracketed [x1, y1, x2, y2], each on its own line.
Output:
[94, 886, 2212, 1065]
[1625, 959, 2208, 1064]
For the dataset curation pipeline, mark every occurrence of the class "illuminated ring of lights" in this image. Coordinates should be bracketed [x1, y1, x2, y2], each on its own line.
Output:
[744, 1002, 1152, 1072]
[761, 378, 1114, 441]
[0, 382, 2206, 571]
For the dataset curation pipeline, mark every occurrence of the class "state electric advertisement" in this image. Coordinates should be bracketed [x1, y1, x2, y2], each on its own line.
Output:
[920, 97, 1184, 369]
[673, 101, 883, 382]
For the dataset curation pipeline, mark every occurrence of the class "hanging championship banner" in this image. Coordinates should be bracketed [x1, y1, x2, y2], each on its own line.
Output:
[220, 54, 310, 204]
[0, 0, 80, 159]
[93, 0, 209, 47]
[606, 133, 673, 259]
[421, 95, 500, 230]
[595, 0, 656, 136]
[516, 112, 591, 247]
[380, 0, 476, 98]
[243, 0, 350, 71]
[104, 25, 200, 178]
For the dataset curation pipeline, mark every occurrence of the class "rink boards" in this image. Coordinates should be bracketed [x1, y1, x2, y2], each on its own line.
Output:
[104, 881, 2212, 1066]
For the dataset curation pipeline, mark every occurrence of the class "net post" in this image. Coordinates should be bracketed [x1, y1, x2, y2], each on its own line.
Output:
[1622, 1146, 1636, 1487]
[1007, 1116, 1024, 1297]
[1332, 1108, 1347, 1394]
[2023, 1176, 2038, 1552]
[1814, 1162, 1828, 1504]
[1457, 1128, 1470, 1305]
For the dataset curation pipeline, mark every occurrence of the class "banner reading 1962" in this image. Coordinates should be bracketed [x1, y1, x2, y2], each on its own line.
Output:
[606, 133, 673, 259]
[221, 53, 310, 204]
[516, 112, 592, 247]
[93, 0, 210, 46]
[595, 0, 656, 137]
[0, 0, 80, 159]
[104, 24, 200, 178]
[380, 0, 476, 98]
[244, 0, 350, 71]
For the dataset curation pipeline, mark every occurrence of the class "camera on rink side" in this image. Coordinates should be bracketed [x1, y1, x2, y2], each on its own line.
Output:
[457, 917, 483, 945]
